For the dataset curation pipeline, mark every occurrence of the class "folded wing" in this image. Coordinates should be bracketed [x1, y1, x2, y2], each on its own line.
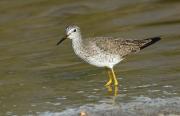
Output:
[94, 37, 161, 57]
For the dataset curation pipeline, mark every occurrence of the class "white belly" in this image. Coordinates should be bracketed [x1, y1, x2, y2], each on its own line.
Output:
[80, 53, 123, 68]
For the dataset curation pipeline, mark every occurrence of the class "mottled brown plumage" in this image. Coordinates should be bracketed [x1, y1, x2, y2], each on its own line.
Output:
[83, 36, 160, 58]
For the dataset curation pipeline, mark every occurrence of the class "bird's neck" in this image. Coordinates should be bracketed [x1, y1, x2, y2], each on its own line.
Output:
[72, 35, 83, 50]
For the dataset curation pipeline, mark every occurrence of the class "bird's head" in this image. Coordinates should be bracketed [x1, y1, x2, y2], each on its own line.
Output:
[57, 25, 81, 45]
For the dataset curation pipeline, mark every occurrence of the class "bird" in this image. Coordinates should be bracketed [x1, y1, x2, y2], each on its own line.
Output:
[57, 25, 161, 86]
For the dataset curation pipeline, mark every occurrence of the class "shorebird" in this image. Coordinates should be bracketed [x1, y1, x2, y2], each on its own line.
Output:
[57, 25, 161, 86]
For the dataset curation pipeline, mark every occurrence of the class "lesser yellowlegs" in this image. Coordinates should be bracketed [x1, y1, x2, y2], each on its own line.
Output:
[57, 25, 161, 86]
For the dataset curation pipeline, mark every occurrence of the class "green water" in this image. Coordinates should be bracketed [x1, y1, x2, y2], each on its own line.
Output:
[0, 0, 180, 115]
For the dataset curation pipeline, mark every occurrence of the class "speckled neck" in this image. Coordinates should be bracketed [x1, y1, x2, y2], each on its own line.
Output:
[72, 34, 84, 55]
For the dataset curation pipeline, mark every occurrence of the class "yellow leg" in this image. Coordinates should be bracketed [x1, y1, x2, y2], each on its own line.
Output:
[105, 68, 113, 86]
[106, 85, 112, 92]
[110, 68, 118, 86]
[114, 86, 118, 96]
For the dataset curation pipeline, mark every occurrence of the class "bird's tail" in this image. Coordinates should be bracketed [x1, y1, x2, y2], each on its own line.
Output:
[140, 37, 161, 50]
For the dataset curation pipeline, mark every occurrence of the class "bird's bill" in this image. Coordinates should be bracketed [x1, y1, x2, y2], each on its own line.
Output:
[56, 35, 68, 45]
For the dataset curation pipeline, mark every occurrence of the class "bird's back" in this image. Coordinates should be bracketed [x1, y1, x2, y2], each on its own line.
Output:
[86, 37, 161, 57]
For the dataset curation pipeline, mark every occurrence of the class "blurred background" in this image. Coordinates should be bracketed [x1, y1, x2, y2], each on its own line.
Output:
[0, 0, 180, 115]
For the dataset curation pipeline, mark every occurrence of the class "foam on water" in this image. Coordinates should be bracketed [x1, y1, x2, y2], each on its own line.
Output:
[39, 97, 180, 116]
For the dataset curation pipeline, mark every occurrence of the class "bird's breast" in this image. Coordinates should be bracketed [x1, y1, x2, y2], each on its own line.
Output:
[72, 43, 122, 68]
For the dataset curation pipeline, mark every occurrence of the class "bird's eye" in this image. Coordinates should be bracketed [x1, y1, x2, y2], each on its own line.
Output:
[73, 29, 76, 32]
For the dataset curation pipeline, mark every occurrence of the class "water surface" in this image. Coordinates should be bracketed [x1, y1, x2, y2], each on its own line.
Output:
[0, 0, 180, 115]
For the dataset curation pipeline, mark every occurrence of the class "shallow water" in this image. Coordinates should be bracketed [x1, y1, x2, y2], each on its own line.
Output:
[0, 0, 180, 115]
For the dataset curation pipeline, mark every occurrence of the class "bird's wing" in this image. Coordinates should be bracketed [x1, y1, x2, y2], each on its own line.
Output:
[91, 37, 151, 57]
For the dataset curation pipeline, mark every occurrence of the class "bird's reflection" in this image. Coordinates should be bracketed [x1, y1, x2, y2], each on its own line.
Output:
[79, 86, 119, 116]
[106, 85, 119, 96]
[106, 85, 119, 106]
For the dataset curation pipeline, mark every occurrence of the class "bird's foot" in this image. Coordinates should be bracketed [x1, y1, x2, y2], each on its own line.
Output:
[106, 85, 113, 92]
